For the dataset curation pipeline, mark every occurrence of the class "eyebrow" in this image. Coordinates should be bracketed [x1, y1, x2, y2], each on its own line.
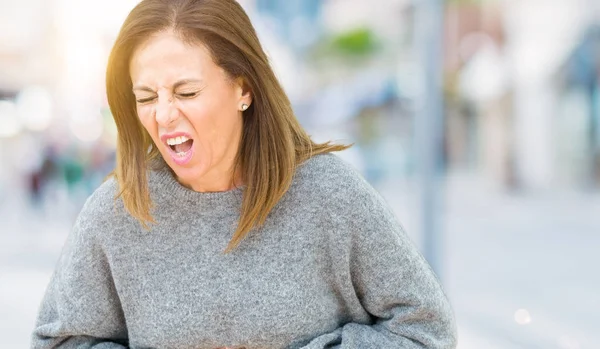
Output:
[132, 79, 204, 92]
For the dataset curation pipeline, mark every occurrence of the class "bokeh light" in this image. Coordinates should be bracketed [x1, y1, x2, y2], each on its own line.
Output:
[514, 308, 532, 325]
[16, 86, 54, 132]
[0, 100, 22, 138]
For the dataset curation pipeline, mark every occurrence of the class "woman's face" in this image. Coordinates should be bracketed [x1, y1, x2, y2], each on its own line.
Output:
[130, 31, 250, 192]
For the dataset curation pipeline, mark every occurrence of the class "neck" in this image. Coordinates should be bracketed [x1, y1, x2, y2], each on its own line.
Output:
[177, 165, 243, 193]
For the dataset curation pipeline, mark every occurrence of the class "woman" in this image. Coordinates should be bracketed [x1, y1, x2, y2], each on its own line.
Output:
[31, 0, 457, 348]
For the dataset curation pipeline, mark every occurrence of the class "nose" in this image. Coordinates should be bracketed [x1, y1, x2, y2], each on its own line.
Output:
[154, 97, 178, 127]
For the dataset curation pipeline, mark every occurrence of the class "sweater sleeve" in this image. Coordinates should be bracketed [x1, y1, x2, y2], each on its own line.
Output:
[31, 196, 129, 349]
[302, 184, 457, 349]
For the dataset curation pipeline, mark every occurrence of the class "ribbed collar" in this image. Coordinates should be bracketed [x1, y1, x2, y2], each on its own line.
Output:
[147, 159, 245, 211]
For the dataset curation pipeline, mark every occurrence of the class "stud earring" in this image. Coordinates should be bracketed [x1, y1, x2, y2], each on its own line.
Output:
[241, 103, 249, 111]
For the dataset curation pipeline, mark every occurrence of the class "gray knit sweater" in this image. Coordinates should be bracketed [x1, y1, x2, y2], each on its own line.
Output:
[31, 153, 457, 349]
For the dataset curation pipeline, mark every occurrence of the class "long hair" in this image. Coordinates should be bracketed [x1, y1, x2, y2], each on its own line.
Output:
[106, 0, 350, 252]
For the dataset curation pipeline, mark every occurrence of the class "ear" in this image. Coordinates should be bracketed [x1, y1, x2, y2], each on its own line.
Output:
[235, 77, 252, 107]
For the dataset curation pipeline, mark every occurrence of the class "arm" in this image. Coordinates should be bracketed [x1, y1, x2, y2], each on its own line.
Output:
[303, 188, 457, 349]
[31, 198, 129, 349]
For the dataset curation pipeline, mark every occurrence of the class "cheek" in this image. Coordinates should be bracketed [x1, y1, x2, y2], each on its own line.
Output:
[182, 104, 215, 131]
[136, 106, 155, 132]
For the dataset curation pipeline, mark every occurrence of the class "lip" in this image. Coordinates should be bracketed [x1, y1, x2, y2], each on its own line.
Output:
[160, 131, 193, 145]
[160, 132, 194, 166]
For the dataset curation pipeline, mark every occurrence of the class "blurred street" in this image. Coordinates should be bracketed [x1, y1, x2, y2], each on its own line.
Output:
[1, 173, 599, 349]
[442, 175, 600, 349]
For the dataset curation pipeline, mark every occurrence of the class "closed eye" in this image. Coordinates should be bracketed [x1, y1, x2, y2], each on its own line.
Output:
[136, 96, 156, 104]
[177, 92, 198, 99]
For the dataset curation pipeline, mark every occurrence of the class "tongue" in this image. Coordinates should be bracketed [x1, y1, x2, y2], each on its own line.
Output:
[174, 139, 193, 153]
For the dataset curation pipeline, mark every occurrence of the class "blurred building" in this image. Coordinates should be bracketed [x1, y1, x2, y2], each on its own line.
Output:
[255, 0, 322, 53]
[557, 26, 600, 187]
[444, 0, 600, 192]
[1, 0, 599, 205]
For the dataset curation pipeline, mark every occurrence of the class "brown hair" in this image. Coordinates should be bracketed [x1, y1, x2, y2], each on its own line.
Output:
[106, 0, 350, 252]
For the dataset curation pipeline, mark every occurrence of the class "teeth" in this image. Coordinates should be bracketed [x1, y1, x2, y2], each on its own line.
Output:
[166, 136, 189, 146]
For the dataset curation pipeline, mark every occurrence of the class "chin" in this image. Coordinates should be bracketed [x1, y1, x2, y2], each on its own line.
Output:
[169, 159, 209, 187]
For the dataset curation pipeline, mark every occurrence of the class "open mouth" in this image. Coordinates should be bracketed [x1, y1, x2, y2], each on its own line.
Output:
[166, 135, 194, 157]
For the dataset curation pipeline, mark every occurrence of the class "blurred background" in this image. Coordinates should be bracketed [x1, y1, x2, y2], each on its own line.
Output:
[1, 0, 599, 347]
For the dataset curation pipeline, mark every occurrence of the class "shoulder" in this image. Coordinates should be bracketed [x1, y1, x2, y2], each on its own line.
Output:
[83, 176, 121, 212]
[289, 153, 407, 249]
[292, 153, 392, 217]
[295, 153, 379, 201]
[75, 176, 127, 231]
[296, 153, 353, 178]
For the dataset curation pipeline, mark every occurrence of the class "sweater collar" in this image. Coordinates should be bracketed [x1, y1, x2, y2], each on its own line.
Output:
[147, 158, 245, 210]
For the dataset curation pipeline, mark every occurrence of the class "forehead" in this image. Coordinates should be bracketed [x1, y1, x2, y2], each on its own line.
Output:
[129, 31, 217, 84]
